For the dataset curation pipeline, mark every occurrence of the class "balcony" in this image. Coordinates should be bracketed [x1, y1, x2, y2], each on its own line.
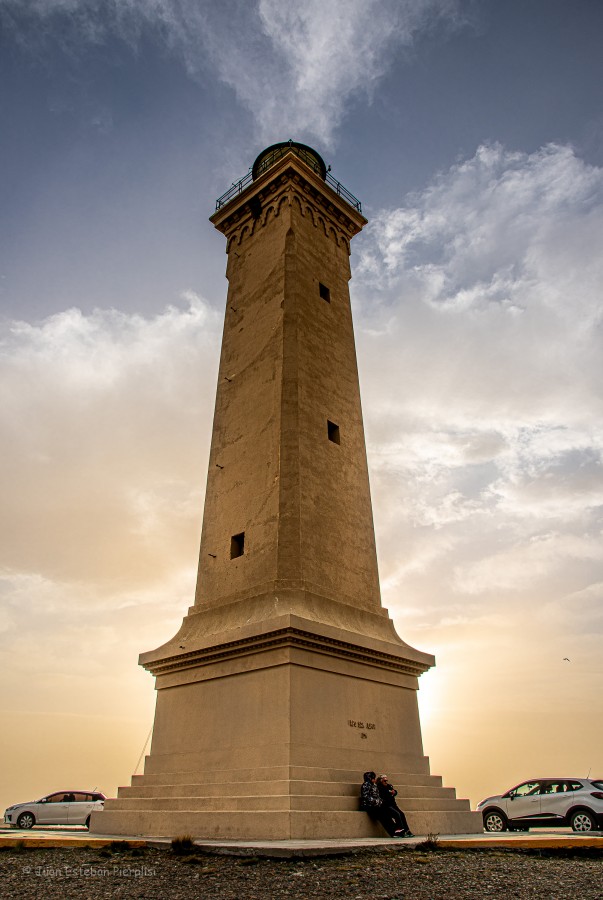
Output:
[215, 165, 362, 214]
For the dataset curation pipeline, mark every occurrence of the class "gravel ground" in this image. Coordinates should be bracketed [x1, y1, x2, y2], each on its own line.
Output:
[1, 843, 602, 899]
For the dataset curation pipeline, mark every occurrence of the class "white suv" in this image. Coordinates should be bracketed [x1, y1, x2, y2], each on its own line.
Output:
[478, 778, 603, 832]
[4, 791, 105, 829]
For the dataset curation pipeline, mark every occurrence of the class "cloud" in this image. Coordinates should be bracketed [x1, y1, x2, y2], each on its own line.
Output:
[354, 143, 603, 661]
[0, 295, 226, 819]
[0, 294, 220, 592]
[452, 531, 603, 596]
[358, 142, 603, 320]
[0, 0, 466, 145]
[0, 294, 224, 778]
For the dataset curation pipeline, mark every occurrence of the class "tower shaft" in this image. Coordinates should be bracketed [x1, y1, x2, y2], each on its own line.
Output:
[196, 159, 381, 618]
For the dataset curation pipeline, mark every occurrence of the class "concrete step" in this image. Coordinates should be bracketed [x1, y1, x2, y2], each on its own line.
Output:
[106, 796, 294, 813]
[119, 780, 458, 801]
[91, 807, 482, 840]
[135, 767, 444, 789]
[105, 794, 470, 813]
[141, 751, 434, 779]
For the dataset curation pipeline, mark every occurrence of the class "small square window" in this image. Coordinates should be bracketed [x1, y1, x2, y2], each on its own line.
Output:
[327, 421, 340, 444]
[230, 532, 245, 559]
[319, 282, 330, 302]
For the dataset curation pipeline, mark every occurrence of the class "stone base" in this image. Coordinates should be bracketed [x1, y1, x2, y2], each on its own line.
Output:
[93, 765, 481, 838]
[91, 615, 482, 838]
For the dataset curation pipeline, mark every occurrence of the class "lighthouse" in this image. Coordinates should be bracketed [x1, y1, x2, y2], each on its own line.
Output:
[95, 142, 481, 838]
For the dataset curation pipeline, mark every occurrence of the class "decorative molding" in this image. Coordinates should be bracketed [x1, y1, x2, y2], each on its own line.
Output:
[142, 627, 431, 678]
[219, 166, 357, 253]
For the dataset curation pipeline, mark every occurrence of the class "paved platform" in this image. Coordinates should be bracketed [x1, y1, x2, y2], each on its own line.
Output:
[1, 826, 602, 856]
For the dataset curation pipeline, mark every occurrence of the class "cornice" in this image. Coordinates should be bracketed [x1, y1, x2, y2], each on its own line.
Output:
[210, 154, 366, 249]
[142, 626, 432, 679]
[223, 181, 356, 254]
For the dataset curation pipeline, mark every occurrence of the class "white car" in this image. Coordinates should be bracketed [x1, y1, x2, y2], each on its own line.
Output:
[4, 791, 105, 829]
[477, 778, 603, 833]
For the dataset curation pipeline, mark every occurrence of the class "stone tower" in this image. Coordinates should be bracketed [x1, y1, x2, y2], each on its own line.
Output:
[95, 142, 481, 838]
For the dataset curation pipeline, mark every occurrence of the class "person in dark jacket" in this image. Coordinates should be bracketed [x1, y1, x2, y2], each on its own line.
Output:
[359, 771, 407, 837]
[377, 774, 413, 837]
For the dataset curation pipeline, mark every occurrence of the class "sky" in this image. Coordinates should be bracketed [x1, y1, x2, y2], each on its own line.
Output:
[1, 0, 602, 817]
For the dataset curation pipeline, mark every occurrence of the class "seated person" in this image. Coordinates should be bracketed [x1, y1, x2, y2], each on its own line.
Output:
[377, 775, 413, 837]
[359, 772, 410, 838]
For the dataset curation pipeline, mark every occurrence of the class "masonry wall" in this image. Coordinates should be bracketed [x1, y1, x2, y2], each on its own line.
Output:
[193, 210, 289, 607]
[194, 188, 381, 615]
[286, 197, 381, 611]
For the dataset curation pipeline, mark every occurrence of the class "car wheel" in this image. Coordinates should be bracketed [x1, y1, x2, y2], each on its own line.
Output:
[483, 810, 507, 832]
[17, 812, 35, 829]
[571, 809, 597, 833]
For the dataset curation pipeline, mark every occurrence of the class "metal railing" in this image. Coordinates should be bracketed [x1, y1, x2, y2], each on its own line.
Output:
[325, 172, 362, 213]
[215, 165, 362, 214]
[215, 169, 254, 210]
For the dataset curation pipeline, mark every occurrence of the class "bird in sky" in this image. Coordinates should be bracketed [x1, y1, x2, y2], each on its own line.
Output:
[563, 658, 571, 662]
